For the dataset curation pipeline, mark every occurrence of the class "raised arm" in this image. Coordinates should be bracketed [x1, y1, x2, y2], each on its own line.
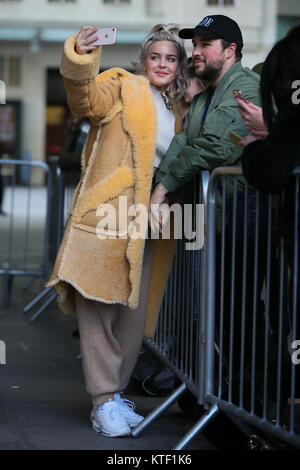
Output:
[60, 26, 119, 124]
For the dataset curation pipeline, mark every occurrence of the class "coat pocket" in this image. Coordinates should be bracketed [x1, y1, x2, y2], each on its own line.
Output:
[73, 185, 135, 239]
[202, 106, 240, 139]
[73, 164, 134, 223]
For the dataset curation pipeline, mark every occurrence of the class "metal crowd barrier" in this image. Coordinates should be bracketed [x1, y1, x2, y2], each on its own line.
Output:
[22, 161, 79, 322]
[0, 159, 52, 306]
[0, 157, 77, 321]
[133, 166, 300, 450]
[2, 157, 299, 449]
[132, 172, 210, 437]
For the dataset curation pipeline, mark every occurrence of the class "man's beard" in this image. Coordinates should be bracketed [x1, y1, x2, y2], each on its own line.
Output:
[195, 58, 224, 85]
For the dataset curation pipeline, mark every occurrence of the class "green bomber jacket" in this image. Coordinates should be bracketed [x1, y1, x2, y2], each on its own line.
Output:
[155, 61, 261, 192]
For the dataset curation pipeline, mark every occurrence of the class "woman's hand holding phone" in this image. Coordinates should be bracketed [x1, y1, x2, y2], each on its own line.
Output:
[75, 26, 101, 55]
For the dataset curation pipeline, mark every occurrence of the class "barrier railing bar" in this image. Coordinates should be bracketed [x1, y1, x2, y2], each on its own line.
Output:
[197, 170, 210, 402]
[206, 394, 300, 449]
[0, 269, 44, 276]
[170, 247, 176, 365]
[0, 159, 49, 172]
[185, 234, 191, 377]
[180, 236, 185, 372]
[8, 167, 16, 270]
[239, 182, 248, 408]
[276, 232, 285, 426]
[218, 175, 226, 399]
[131, 382, 187, 439]
[262, 195, 273, 420]
[176, 242, 183, 369]
[23, 173, 32, 270]
[228, 177, 238, 403]
[290, 174, 299, 433]
[172, 403, 219, 451]
[250, 192, 259, 413]
[204, 169, 218, 399]
[23, 286, 55, 313]
[29, 291, 58, 323]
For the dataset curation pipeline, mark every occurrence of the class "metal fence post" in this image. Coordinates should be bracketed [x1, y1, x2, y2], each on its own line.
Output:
[204, 170, 218, 401]
[47, 156, 62, 270]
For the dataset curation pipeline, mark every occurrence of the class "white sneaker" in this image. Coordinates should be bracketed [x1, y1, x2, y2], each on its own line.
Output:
[91, 400, 131, 437]
[114, 393, 144, 427]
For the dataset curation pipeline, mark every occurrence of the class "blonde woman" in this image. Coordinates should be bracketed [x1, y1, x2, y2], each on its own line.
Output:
[47, 24, 187, 437]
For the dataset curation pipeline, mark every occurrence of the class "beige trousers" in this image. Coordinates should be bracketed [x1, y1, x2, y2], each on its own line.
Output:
[75, 240, 153, 407]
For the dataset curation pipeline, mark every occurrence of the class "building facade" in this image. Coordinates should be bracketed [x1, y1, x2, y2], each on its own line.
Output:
[0, 0, 297, 183]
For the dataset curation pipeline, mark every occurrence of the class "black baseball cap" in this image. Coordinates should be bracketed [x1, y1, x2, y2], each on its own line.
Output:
[179, 15, 244, 52]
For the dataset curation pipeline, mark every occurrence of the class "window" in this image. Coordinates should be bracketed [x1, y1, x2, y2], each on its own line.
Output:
[103, 0, 130, 4]
[207, 0, 234, 5]
[8, 57, 20, 86]
[47, 0, 76, 3]
[0, 58, 4, 82]
[0, 56, 21, 86]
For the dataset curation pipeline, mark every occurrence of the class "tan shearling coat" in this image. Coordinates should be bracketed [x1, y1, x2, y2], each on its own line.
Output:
[47, 34, 180, 338]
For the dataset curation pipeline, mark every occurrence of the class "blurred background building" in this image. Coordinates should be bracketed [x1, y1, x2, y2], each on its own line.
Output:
[0, 0, 299, 184]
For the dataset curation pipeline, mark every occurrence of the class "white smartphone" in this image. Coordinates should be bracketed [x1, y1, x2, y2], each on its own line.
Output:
[90, 27, 117, 46]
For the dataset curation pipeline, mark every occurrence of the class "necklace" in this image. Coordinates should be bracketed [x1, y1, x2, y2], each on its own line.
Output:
[161, 91, 173, 111]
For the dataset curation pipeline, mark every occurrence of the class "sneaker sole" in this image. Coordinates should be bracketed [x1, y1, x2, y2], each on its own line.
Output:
[91, 414, 143, 430]
[92, 420, 131, 437]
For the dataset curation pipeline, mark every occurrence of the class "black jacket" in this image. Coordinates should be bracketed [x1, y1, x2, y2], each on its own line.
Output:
[241, 102, 300, 194]
[242, 103, 300, 248]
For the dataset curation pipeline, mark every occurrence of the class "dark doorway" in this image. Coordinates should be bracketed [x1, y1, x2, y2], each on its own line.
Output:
[46, 68, 71, 161]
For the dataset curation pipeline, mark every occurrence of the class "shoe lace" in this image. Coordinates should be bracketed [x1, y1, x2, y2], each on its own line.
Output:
[117, 397, 136, 411]
[96, 401, 126, 423]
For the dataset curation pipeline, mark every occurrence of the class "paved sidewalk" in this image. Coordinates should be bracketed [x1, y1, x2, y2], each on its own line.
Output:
[1, 186, 47, 219]
[0, 275, 215, 451]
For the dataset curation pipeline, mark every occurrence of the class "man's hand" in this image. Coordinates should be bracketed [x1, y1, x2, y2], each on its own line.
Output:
[239, 134, 260, 148]
[148, 183, 169, 233]
[75, 26, 100, 55]
[251, 128, 268, 139]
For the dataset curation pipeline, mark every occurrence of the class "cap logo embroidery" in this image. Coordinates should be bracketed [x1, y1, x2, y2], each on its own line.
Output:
[199, 17, 214, 28]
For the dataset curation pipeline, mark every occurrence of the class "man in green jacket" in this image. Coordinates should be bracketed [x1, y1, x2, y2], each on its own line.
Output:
[150, 15, 260, 230]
